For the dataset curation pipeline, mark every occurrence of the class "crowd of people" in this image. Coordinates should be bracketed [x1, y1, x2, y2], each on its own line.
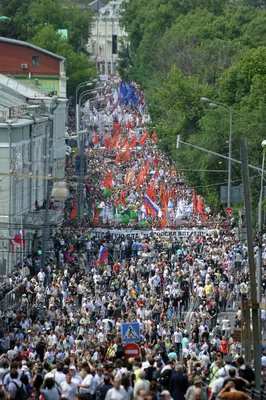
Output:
[0, 75, 260, 400]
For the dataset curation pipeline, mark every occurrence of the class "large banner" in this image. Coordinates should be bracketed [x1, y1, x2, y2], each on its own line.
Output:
[91, 228, 215, 240]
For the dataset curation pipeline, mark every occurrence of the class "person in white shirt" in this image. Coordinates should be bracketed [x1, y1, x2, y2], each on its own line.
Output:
[60, 373, 78, 400]
[78, 366, 94, 395]
[69, 365, 82, 385]
[105, 377, 128, 400]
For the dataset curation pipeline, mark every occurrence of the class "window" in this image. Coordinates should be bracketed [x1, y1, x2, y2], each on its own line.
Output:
[112, 35, 117, 55]
[32, 56, 40, 67]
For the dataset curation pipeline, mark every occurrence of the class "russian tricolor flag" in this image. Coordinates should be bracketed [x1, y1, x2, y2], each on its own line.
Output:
[97, 246, 109, 264]
[144, 193, 162, 217]
[13, 230, 26, 249]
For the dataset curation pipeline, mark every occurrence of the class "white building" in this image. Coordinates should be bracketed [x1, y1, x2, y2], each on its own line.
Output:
[0, 76, 67, 275]
[88, 0, 127, 75]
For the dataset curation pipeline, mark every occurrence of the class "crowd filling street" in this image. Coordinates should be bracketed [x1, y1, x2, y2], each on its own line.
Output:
[0, 76, 263, 400]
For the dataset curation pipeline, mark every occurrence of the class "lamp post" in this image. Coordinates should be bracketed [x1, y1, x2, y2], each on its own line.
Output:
[75, 81, 93, 133]
[77, 91, 105, 222]
[201, 97, 232, 208]
[258, 140, 266, 302]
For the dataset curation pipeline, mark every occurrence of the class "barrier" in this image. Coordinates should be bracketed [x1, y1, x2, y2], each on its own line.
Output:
[0, 287, 22, 311]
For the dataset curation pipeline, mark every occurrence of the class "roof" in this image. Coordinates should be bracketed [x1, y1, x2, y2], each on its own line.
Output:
[89, 0, 105, 10]
[0, 75, 52, 98]
[0, 86, 28, 122]
[0, 37, 65, 61]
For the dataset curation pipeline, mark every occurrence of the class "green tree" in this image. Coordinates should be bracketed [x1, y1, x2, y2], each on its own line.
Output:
[26, 0, 93, 51]
[30, 25, 97, 98]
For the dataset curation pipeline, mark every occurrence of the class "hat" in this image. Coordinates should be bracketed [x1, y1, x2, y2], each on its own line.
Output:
[69, 365, 76, 371]
[161, 391, 171, 396]
[193, 376, 202, 384]
[21, 365, 28, 371]
[224, 354, 233, 363]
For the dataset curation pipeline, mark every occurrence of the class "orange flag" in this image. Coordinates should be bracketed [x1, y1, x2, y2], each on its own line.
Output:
[125, 167, 135, 185]
[120, 188, 127, 206]
[93, 201, 99, 227]
[138, 130, 149, 146]
[152, 131, 158, 143]
[127, 120, 132, 130]
[70, 198, 78, 220]
[113, 122, 122, 133]
[192, 189, 197, 214]
[161, 210, 167, 228]
[103, 171, 113, 190]
[136, 169, 146, 188]
[115, 149, 131, 164]
[92, 133, 99, 145]
[170, 166, 175, 176]
[196, 195, 206, 221]
[119, 137, 127, 149]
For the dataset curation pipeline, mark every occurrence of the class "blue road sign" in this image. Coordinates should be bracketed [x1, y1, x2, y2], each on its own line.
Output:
[121, 322, 140, 343]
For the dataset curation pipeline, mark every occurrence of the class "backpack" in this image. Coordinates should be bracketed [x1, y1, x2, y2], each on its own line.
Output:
[12, 380, 27, 400]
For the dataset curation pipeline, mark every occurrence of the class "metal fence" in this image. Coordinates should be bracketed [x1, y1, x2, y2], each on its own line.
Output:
[0, 287, 23, 311]
[245, 388, 266, 400]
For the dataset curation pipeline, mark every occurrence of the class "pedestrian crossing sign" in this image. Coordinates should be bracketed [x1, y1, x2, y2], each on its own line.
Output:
[121, 322, 140, 343]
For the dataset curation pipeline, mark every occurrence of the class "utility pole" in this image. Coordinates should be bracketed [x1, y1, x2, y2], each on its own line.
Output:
[228, 108, 232, 208]
[240, 138, 261, 390]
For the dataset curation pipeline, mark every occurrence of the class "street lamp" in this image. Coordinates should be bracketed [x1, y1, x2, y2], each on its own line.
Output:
[200, 97, 232, 208]
[258, 140, 266, 302]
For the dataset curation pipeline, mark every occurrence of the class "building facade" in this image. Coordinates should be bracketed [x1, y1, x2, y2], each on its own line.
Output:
[0, 76, 67, 275]
[0, 37, 67, 97]
[88, 0, 127, 75]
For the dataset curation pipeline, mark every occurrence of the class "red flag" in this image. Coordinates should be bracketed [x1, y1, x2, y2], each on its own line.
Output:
[70, 198, 78, 220]
[170, 187, 177, 199]
[103, 171, 113, 190]
[138, 130, 149, 146]
[152, 131, 158, 143]
[92, 133, 99, 145]
[154, 170, 159, 178]
[120, 188, 127, 206]
[153, 156, 158, 165]
[127, 120, 132, 130]
[93, 201, 99, 227]
[104, 137, 111, 148]
[146, 181, 156, 202]
[129, 134, 137, 149]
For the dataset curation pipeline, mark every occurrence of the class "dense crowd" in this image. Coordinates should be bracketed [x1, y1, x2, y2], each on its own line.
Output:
[0, 76, 260, 400]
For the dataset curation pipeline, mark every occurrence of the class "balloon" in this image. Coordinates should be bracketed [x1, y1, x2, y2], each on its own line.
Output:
[104, 189, 113, 197]
[130, 211, 137, 219]
[140, 220, 148, 227]
[120, 215, 130, 224]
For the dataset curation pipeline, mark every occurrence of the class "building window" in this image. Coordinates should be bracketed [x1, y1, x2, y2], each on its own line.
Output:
[32, 56, 40, 67]
[112, 35, 117, 55]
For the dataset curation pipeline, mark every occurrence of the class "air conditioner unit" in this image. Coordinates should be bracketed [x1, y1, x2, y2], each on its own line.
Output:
[21, 63, 28, 69]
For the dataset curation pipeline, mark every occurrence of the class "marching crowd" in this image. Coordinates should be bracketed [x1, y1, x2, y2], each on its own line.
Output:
[0, 76, 260, 400]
